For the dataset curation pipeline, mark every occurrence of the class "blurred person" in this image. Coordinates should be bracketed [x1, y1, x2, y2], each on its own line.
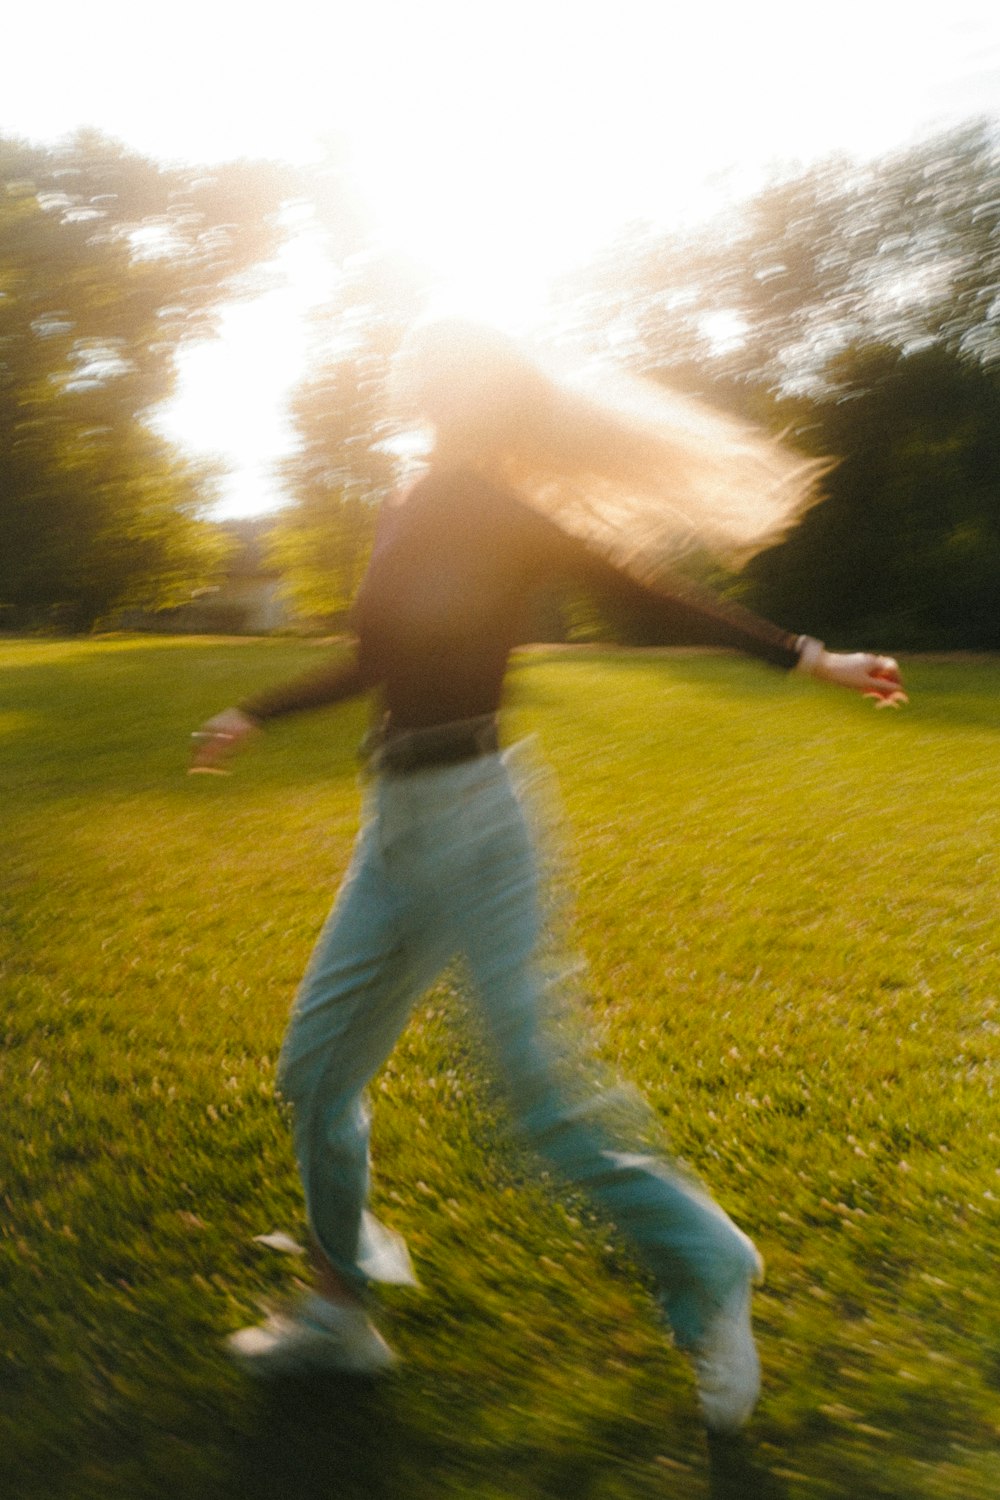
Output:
[191, 319, 905, 1433]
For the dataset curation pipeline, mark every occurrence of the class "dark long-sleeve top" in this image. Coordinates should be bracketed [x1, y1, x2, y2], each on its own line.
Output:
[239, 467, 801, 729]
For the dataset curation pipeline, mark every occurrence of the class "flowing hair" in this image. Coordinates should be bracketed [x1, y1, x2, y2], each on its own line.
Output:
[390, 318, 829, 580]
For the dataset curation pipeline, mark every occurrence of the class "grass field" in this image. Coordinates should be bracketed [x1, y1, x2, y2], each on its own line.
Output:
[2, 636, 999, 1500]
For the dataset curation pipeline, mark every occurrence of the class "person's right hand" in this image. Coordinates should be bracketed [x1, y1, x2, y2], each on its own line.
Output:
[189, 707, 260, 773]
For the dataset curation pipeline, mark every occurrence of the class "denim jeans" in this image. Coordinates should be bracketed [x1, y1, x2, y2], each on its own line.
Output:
[276, 749, 758, 1347]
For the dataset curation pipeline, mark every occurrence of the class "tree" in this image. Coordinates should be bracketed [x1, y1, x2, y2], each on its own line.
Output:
[269, 248, 426, 625]
[742, 345, 1000, 647]
[559, 122, 1000, 393]
[552, 123, 1000, 649]
[0, 131, 289, 629]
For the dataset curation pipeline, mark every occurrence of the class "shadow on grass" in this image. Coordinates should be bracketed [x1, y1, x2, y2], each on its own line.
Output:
[707, 1434, 791, 1500]
[233, 1375, 415, 1500]
[228, 1372, 795, 1500]
[230, 1372, 514, 1500]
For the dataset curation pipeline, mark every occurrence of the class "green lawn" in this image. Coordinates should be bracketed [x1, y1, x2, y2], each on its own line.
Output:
[2, 636, 998, 1500]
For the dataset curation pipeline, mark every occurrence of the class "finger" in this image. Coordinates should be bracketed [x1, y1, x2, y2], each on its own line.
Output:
[189, 743, 234, 771]
[865, 687, 908, 707]
[191, 730, 236, 759]
[863, 664, 905, 690]
[863, 653, 899, 678]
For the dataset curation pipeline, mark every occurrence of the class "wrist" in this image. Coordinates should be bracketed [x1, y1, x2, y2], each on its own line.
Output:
[230, 707, 263, 731]
[794, 635, 826, 677]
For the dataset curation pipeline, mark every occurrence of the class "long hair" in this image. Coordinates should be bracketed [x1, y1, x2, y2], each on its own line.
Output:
[391, 318, 828, 581]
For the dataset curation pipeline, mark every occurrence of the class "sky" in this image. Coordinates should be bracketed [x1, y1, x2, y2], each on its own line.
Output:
[7, 1, 1000, 516]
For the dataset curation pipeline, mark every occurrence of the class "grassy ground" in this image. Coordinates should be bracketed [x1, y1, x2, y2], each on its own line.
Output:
[2, 635, 999, 1500]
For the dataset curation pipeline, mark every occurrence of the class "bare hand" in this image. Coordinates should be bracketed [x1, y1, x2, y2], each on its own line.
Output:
[809, 650, 908, 707]
[189, 708, 260, 774]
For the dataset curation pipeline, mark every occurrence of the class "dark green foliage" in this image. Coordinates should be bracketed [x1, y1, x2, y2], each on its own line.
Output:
[742, 345, 1000, 646]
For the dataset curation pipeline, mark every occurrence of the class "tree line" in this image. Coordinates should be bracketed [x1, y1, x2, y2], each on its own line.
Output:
[2, 123, 999, 646]
[561, 122, 1000, 648]
[0, 131, 298, 630]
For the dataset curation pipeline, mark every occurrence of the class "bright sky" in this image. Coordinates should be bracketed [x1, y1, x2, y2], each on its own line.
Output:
[7, 1, 1000, 516]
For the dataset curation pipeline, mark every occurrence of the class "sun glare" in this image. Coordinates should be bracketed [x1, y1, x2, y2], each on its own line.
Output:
[66, 0, 997, 517]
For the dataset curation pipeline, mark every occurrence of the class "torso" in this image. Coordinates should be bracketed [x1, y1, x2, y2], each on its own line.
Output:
[353, 468, 565, 729]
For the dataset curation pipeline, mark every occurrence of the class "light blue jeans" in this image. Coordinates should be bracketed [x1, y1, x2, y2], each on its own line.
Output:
[276, 749, 758, 1348]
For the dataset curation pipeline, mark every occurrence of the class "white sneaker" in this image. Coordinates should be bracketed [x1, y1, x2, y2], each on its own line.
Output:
[689, 1251, 764, 1434]
[227, 1294, 397, 1378]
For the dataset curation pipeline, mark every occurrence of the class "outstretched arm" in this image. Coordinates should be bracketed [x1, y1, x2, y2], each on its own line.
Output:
[637, 569, 908, 706]
[189, 644, 369, 774]
[562, 534, 908, 706]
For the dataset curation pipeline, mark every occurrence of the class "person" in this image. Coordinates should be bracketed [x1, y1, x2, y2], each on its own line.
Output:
[191, 319, 906, 1433]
